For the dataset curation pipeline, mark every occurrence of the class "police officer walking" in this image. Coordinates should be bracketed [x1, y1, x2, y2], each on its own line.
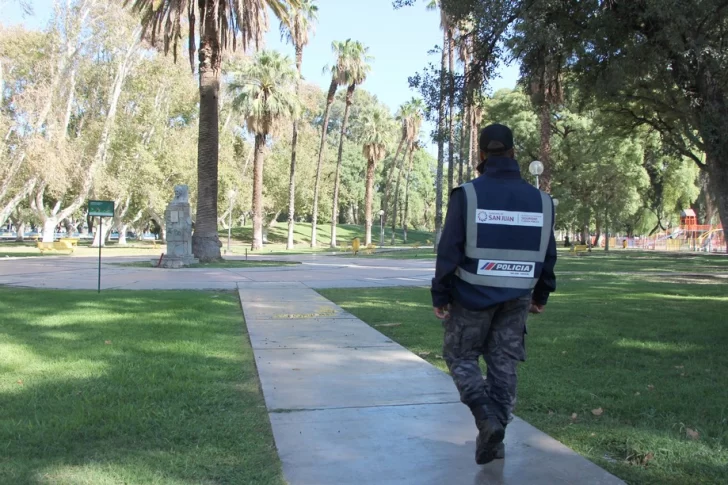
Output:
[431, 123, 557, 465]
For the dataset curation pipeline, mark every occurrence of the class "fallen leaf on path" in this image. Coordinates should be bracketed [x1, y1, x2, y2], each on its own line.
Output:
[591, 408, 604, 416]
[104, 340, 112, 345]
[686, 428, 700, 440]
[375, 323, 402, 327]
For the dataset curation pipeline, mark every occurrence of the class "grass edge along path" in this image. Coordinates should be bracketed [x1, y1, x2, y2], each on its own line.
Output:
[0, 289, 285, 485]
[320, 274, 728, 485]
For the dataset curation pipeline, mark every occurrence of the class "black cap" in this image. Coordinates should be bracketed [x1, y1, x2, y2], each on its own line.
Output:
[479, 124, 514, 154]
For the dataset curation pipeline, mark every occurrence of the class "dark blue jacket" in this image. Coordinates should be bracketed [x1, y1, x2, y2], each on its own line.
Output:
[431, 157, 557, 310]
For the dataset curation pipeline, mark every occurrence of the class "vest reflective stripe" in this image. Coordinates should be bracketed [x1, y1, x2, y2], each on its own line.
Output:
[462, 183, 552, 262]
[458, 182, 552, 289]
[456, 267, 539, 289]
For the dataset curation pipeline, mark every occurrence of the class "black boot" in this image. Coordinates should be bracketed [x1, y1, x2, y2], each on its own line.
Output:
[475, 417, 505, 465]
[493, 422, 507, 459]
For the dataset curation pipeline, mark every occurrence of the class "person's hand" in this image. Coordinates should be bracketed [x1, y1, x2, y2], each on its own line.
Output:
[529, 302, 545, 314]
[433, 305, 451, 320]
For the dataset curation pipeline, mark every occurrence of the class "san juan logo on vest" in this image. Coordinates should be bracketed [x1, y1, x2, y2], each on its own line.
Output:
[475, 209, 543, 227]
[477, 260, 535, 278]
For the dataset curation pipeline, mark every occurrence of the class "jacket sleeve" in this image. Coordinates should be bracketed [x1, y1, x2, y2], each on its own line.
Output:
[532, 202, 557, 305]
[431, 189, 466, 307]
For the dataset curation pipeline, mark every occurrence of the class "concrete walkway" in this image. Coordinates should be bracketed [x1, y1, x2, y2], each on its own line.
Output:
[240, 282, 624, 485]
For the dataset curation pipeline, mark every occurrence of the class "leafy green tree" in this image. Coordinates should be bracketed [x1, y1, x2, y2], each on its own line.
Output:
[280, 0, 318, 249]
[127, 0, 300, 260]
[311, 39, 370, 246]
[230, 50, 299, 250]
[330, 41, 372, 247]
[358, 105, 394, 245]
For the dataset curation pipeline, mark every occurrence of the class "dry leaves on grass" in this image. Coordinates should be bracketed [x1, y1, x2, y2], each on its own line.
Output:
[647, 384, 655, 391]
[16, 380, 23, 385]
[627, 451, 655, 467]
[686, 428, 700, 440]
[375, 323, 402, 327]
[570, 413, 578, 421]
[104, 340, 112, 345]
[548, 410, 555, 416]
[591, 407, 604, 416]
[418, 352, 431, 358]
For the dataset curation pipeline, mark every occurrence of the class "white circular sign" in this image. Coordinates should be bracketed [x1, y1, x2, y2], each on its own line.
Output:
[529, 161, 544, 176]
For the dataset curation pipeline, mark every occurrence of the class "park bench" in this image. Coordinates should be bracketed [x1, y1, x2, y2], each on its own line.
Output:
[37, 241, 75, 254]
[59, 237, 80, 247]
[569, 244, 589, 255]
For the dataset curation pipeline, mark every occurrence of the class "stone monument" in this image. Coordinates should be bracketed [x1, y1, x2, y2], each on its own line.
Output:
[155, 185, 198, 268]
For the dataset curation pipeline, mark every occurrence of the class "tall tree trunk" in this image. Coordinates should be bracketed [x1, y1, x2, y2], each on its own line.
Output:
[91, 217, 112, 247]
[604, 210, 610, 252]
[705, 154, 728, 252]
[331, 84, 355, 248]
[700, 171, 717, 224]
[391, 146, 406, 245]
[447, 27, 455, 195]
[435, 34, 447, 249]
[286, 43, 304, 250]
[364, 157, 376, 246]
[539, 101, 552, 193]
[191, 4, 222, 262]
[0, 177, 36, 228]
[15, 221, 26, 242]
[251, 134, 266, 250]
[458, 111, 466, 185]
[403, 146, 415, 243]
[382, 136, 405, 228]
[311, 79, 338, 247]
[470, 105, 480, 177]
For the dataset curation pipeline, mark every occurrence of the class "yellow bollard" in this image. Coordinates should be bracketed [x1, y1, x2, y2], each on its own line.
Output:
[352, 238, 360, 255]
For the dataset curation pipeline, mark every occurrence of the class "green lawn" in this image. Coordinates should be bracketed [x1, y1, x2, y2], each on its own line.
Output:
[231, 222, 434, 249]
[320, 273, 728, 485]
[0, 289, 284, 485]
[343, 248, 728, 273]
[112, 259, 298, 269]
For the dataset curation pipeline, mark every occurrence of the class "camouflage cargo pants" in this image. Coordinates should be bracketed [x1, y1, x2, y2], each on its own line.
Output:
[442, 295, 530, 426]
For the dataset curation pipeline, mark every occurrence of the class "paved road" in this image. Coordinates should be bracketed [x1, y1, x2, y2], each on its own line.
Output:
[0, 254, 435, 290]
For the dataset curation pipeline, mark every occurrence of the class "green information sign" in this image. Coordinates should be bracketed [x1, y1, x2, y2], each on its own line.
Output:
[88, 200, 115, 217]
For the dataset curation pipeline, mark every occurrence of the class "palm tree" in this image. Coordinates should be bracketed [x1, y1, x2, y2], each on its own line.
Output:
[310, 39, 358, 247]
[392, 98, 424, 244]
[230, 51, 299, 250]
[330, 41, 372, 248]
[127, 0, 300, 261]
[359, 105, 393, 246]
[403, 141, 422, 243]
[281, 0, 318, 250]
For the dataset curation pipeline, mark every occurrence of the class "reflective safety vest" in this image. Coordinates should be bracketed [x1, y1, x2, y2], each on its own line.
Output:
[455, 181, 553, 290]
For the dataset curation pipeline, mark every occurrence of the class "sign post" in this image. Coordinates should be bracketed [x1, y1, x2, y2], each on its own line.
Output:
[88, 200, 115, 293]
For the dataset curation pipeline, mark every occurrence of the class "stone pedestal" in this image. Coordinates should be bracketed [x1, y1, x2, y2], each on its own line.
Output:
[153, 185, 198, 268]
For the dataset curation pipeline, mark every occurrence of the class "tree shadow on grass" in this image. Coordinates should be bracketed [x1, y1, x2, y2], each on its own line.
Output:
[0, 289, 284, 485]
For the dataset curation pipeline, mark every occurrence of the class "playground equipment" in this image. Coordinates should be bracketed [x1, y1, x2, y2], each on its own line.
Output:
[608, 209, 724, 252]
